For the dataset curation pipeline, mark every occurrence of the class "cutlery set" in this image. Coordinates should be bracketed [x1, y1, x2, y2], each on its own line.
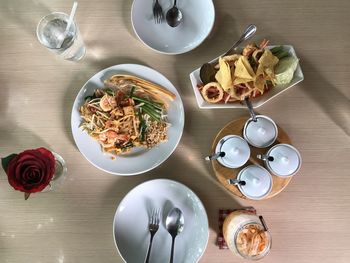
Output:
[152, 0, 183, 27]
[145, 207, 184, 263]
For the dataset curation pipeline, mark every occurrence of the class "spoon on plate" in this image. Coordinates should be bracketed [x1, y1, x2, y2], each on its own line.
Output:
[166, 0, 183, 27]
[166, 207, 185, 263]
[224, 24, 257, 56]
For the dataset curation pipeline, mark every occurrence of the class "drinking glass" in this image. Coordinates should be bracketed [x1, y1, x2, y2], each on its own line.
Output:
[36, 12, 86, 61]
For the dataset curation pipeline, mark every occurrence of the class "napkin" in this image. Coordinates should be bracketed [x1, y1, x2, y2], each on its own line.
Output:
[216, 207, 257, 249]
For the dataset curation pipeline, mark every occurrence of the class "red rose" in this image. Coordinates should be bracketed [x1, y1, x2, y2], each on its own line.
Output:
[4, 148, 55, 194]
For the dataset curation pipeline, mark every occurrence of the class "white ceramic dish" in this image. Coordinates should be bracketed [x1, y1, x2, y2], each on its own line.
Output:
[131, 0, 215, 54]
[243, 115, 278, 148]
[71, 64, 184, 176]
[215, 135, 250, 168]
[237, 165, 273, 200]
[265, 143, 302, 177]
[113, 179, 209, 263]
[189, 45, 304, 108]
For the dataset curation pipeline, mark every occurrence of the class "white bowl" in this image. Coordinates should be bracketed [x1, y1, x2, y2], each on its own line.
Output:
[113, 179, 209, 263]
[189, 45, 304, 108]
[131, 0, 215, 54]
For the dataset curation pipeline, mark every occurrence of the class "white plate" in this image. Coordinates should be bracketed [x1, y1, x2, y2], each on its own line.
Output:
[113, 179, 209, 263]
[71, 64, 184, 176]
[131, 0, 215, 54]
[189, 45, 304, 108]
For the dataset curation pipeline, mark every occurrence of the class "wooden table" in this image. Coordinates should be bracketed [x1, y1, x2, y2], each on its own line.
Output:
[1, 0, 350, 262]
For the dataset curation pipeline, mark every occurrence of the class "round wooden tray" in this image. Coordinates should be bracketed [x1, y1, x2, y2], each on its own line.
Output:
[211, 118, 293, 200]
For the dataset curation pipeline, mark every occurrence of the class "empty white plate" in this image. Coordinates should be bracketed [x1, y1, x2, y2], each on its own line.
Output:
[113, 179, 209, 263]
[71, 64, 184, 175]
[131, 0, 215, 54]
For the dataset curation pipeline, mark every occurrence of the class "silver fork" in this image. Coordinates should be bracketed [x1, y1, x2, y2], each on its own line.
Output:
[145, 208, 160, 263]
[153, 0, 164, 24]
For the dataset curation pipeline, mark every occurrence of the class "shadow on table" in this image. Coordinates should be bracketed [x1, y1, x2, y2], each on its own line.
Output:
[121, 0, 134, 37]
[0, 228, 5, 262]
[0, 119, 50, 155]
[0, 76, 9, 117]
[0, 0, 52, 37]
[297, 56, 350, 136]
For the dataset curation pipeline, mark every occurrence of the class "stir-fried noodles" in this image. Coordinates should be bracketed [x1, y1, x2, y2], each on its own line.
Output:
[79, 74, 176, 156]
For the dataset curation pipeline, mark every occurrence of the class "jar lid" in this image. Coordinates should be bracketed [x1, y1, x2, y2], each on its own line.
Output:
[215, 135, 250, 168]
[267, 144, 302, 177]
[243, 115, 278, 148]
[237, 165, 272, 200]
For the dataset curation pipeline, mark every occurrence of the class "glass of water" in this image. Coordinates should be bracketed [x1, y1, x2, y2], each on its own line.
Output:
[36, 12, 86, 61]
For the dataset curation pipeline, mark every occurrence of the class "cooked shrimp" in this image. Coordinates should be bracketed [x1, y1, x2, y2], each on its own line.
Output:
[100, 95, 117, 111]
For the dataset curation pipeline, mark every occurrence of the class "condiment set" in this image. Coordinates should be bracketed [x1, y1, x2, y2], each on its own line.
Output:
[206, 108, 302, 201]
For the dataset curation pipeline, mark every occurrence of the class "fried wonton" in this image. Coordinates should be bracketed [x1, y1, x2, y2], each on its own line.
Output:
[234, 56, 255, 80]
[215, 57, 233, 91]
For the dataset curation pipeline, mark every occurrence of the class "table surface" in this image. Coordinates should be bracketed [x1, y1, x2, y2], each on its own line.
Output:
[1, 0, 350, 263]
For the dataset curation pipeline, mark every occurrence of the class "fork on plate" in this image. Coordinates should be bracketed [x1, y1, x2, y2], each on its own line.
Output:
[153, 0, 164, 24]
[145, 208, 160, 263]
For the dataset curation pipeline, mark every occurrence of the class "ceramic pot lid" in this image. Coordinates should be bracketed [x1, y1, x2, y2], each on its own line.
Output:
[243, 115, 278, 148]
[215, 135, 250, 168]
[237, 165, 272, 200]
[267, 144, 301, 176]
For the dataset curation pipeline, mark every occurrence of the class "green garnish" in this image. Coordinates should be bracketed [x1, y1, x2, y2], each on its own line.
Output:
[129, 86, 136, 98]
[141, 106, 161, 121]
[105, 88, 114, 96]
[270, 46, 283, 54]
[121, 142, 134, 150]
[132, 96, 163, 110]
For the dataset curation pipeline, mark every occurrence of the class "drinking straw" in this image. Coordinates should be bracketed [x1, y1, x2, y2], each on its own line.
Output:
[259, 215, 268, 231]
[56, 1, 78, 49]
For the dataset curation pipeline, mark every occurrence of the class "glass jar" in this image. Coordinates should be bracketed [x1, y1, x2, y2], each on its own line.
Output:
[223, 210, 271, 260]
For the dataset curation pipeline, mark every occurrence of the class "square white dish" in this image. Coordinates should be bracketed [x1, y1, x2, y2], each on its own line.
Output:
[189, 45, 304, 109]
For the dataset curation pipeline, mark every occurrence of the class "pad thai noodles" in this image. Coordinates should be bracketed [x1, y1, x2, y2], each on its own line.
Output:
[79, 74, 176, 156]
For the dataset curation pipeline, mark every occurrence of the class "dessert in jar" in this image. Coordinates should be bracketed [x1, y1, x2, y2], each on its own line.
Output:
[223, 210, 271, 260]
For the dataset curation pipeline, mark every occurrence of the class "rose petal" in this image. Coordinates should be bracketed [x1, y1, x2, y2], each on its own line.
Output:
[22, 166, 41, 184]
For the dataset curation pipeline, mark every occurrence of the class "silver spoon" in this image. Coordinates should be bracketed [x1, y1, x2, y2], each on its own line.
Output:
[224, 24, 257, 56]
[227, 179, 246, 186]
[166, 0, 183, 27]
[244, 97, 257, 122]
[257, 154, 274, 162]
[205, 151, 225, 161]
[166, 207, 184, 263]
